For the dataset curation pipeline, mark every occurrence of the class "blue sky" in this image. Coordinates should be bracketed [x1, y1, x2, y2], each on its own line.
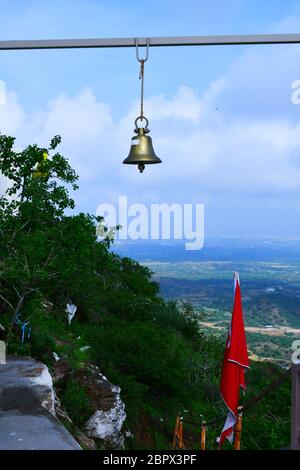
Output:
[1, 0, 300, 238]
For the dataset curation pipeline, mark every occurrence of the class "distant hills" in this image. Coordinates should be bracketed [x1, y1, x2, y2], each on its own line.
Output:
[113, 238, 300, 365]
[113, 237, 300, 262]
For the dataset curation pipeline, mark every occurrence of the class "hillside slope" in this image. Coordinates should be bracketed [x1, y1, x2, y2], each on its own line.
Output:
[0, 134, 291, 450]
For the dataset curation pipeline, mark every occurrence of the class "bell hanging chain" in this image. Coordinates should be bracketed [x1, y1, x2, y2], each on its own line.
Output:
[135, 38, 150, 128]
[139, 60, 145, 121]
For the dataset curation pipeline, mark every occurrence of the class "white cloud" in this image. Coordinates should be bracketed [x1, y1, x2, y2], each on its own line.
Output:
[145, 86, 204, 123]
[1, 83, 300, 201]
[0, 90, 26, 134]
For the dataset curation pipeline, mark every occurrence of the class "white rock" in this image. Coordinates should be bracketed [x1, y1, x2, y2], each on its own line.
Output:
[85, 372, 126, 449]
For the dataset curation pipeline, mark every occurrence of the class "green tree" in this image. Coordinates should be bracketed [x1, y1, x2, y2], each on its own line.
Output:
[0, 134, 159, 339]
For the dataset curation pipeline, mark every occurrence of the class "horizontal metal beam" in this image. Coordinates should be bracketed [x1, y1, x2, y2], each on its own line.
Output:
[1, 33, 300, 51]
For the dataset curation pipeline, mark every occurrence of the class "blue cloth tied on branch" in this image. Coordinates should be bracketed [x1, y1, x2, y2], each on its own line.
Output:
[15, 314, 31, 345]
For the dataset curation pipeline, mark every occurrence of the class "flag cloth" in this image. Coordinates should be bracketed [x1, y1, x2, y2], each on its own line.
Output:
[219, 273, 249, 448]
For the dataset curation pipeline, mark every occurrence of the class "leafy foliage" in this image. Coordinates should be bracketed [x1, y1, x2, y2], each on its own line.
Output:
[61, 378, 93, 426]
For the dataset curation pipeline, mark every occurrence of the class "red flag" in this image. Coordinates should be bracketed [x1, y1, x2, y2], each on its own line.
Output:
[219, 273, 249, 448]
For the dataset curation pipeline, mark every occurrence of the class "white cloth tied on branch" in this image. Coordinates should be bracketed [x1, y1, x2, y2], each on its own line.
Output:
[66, 303, 77, 325]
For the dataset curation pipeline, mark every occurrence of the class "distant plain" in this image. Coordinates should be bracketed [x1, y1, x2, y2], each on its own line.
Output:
[113, 238, 300, 365]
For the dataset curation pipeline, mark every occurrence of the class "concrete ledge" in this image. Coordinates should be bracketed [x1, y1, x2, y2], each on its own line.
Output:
[0, 410, 81, 450]
[0, 356, 81, 450]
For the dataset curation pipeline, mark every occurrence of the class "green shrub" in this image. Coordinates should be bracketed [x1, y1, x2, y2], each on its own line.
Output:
[61, 379, 93, 426]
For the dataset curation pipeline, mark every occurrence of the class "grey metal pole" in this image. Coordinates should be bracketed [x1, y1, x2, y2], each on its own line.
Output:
[291, 363, 300, 450]
[1, 33, 300, 51]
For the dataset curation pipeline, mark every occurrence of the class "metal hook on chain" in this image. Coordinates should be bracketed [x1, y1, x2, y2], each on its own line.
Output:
[135, 37, 150, 63]
[135, 38, 150, 123]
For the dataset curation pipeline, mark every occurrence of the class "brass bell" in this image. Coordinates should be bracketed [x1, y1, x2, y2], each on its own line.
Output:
[123, 118, 162, 173]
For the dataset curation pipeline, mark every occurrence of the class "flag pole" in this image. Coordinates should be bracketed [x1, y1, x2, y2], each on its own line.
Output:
[234, 406, 243, 450]
[172, 415, 180, 449]
[172, 415, 184, 449]
[178, 417, 184, 449]
[201, 420, 206, 450]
